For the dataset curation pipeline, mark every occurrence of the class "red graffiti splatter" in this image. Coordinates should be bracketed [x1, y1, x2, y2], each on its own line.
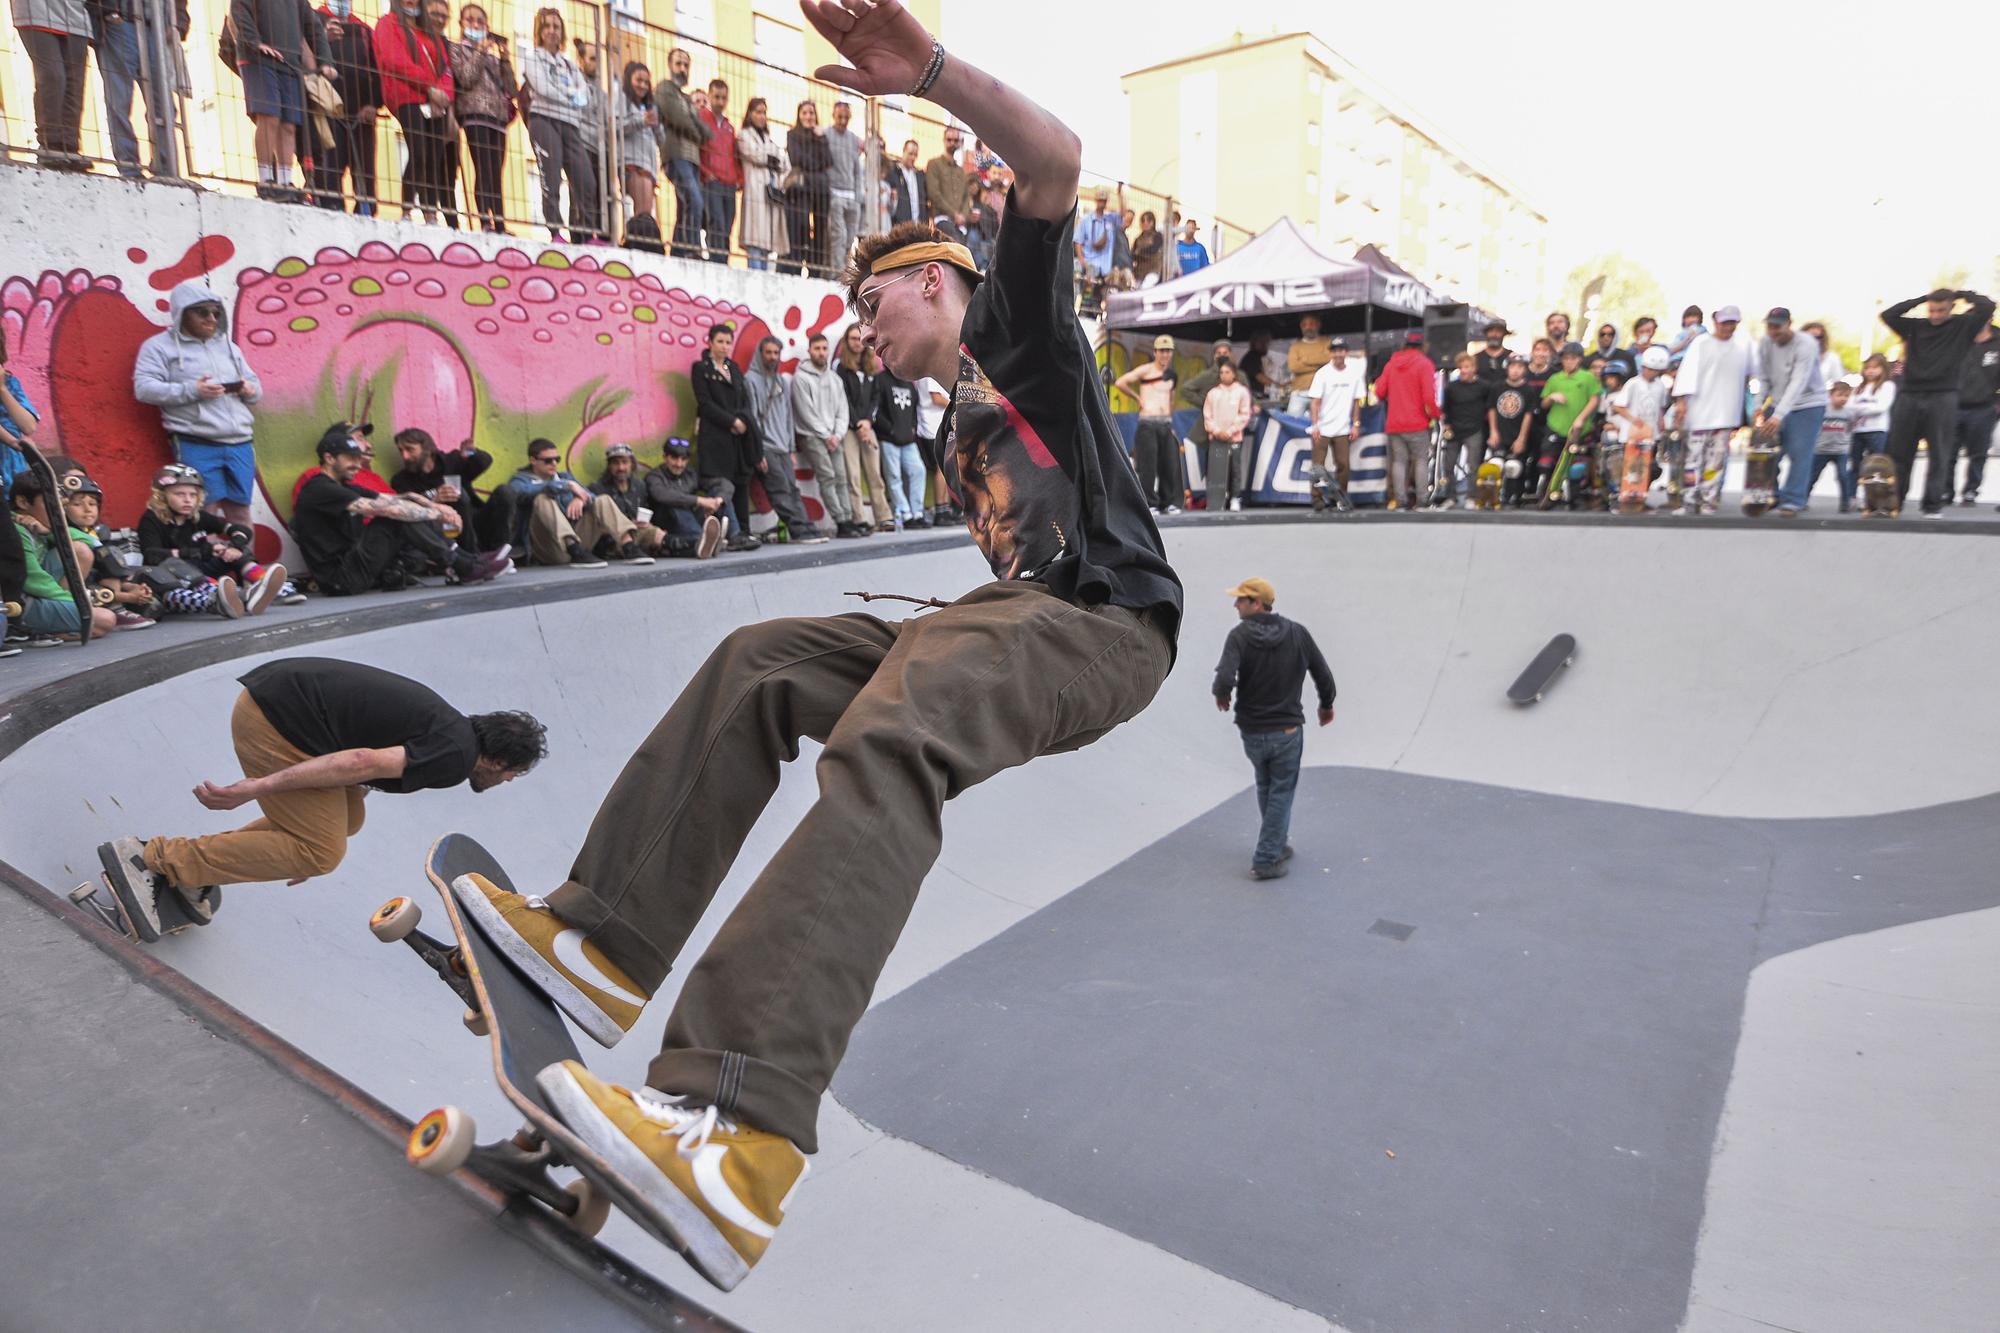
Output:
[147, 236, 237, 292]
[126, 247, 148, 264]
[807, 293, 846, 339]
[783, 305, 802, 330]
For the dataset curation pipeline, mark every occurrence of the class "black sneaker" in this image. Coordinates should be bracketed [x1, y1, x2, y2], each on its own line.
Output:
[723, 534, 761, 553]
[617, 538, 655, 565]
[835, 522, 864, 539]
[1250, 861, 1290, 881]
[566, 539, 609, 568]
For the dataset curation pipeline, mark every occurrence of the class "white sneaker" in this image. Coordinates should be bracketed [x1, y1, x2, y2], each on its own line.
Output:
[1164, 504, 1182, 515]
[1228, 499, 1242, 512]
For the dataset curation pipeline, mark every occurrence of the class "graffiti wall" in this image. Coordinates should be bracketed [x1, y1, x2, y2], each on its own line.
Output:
[0, 168, 851, 552]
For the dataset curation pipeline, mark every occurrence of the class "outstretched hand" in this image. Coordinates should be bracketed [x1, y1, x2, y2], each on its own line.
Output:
[800, 0, 932, 96]
[195, 779, 253, 811]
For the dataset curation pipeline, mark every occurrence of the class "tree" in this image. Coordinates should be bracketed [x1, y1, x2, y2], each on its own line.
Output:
[1561, 253, 1668, 344]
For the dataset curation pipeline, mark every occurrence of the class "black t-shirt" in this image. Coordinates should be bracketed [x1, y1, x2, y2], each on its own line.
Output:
[1489, 379, 1540, 446]
[1473, 349, 1510, 384]
[1444, 378, 1491, 435]
[290, 471, 371, 576]
[940, 193, 1183, 650]
[390, 447, 491, 497]
[241, 658, 478, 793]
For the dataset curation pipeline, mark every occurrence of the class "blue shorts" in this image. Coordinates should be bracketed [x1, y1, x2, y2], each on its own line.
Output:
[174, 437, 258, 506]
[240, 61, 303, 126]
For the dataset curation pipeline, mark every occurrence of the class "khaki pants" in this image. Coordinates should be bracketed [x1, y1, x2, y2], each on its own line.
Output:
[547, 580, 1173, 1152]
[528, 492, 635, 564]
[145, 692, 365, 888]
[840, 427, 892, 527]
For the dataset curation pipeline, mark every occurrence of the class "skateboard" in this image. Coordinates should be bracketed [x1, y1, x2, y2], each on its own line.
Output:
[1507, 633, 1577, 705]
[70, 839, 220, 942]
[374, 833, 696, 1262]
[18, 441, 92, 644]
[1618, 434, 1653, 513]
[1859, 452, 1899, 516]
[1473, 459, 1502, 510]
[1537, 433, 1583, 510]
[1742, 421, 1780, 516]
[1309, 466, 1355, 515]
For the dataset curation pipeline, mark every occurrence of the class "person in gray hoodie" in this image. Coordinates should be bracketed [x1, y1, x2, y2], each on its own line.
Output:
[822, 100, 866, 278]
[1754, 307, 1829, 516]
[745, 337, 826, 542]
[787, 330, 860, 536]
[132, 280, 264, 527]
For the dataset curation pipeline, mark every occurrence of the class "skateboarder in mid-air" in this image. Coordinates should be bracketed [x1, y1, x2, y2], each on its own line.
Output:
[448, 0, 1182, 1292]
[102, 658, 546, 933]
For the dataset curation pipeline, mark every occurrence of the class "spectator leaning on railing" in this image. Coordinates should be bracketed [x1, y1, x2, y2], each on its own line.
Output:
[232, 0, 333, 202]
[735, 98, 788, 270]
[312, 0, 381, 214]
[657, 46, 710, 261]
[823, 100, 865, 277]
[522, 7, 598, 245]
[91, 0, 190, 181]
[448, 5, 516, 234]
[886, 137, 927, 225]
[784, 101, 832, 276]
[617, 61, 665, 251]
[698, 79, 741, 265]
[13, 0, 94, 171]
[375, 0, 454, 226]
[925, 125, 969, 240]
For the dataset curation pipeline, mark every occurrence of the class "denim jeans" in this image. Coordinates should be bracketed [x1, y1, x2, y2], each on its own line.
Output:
[97, 18, 162, 177]
[744, 245, 770, 271]
[666, 159, 705, 259]
[879, 439, 925, 520]
[1849, 429, 1886, 491]
[702, 180, 737, 263]
[1807, 453, 1852, 507]
[1775, 404, 1826, 511]
[1241, 726, 1304, 867]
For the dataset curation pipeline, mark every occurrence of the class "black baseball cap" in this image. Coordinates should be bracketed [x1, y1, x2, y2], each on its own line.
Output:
[1765, 306, 1792, 326]
[1328, 336, 1348, 349]
[317, 421, 372, 456]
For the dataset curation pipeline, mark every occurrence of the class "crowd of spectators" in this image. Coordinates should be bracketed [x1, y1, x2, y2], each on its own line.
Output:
[1, 266, 968, 657]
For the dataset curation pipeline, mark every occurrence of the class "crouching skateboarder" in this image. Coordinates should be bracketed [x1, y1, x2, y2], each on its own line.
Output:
[101, 658, 546, 937]
[447, 0, 1183, 1292]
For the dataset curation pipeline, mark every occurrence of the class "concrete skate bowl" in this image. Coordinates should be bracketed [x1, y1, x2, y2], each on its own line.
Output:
[3, 517, 1998, 1333]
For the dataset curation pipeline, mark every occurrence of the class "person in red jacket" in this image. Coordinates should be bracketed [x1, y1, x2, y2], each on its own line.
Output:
[697, 77, 742, 264]
[1374, 330, 1440, 509]
[374, 1, 456, 225]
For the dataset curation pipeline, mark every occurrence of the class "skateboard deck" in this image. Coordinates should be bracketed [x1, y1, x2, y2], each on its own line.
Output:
[1618, 436, 1653, 513]
[19, 441, 92, 644]
[70, 840, 219, 941]
[1309, 466, 1355, 515]
[1474, 459, 1503, 510]
[1859, 451, 1899, 517]
[1742, 422, 1780, 516]
[1507, 633, 1577, 705]
[1538, 435, 1582, 510]
[381, 833, 701, 1267]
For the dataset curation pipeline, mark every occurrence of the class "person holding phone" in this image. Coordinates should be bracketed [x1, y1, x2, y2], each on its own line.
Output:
[133, 281, 266, 529]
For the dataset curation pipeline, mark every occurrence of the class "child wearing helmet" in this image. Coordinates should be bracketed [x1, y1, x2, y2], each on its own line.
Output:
[137, 464, 297, 617]
[1606, 347, 1674, 510]
[59, 472, 157, 629]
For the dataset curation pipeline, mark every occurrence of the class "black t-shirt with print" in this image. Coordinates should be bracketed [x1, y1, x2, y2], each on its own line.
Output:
[1488, 379, 1540, 447]
[940, 193, 1183, 651]
[240, 657, 478, 793]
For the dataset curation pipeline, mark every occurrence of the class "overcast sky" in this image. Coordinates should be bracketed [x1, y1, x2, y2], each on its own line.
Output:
[941, 0, 1994, 340]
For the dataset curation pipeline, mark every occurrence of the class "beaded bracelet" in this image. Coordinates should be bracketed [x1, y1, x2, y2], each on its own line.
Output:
[909, 38, 946, 99]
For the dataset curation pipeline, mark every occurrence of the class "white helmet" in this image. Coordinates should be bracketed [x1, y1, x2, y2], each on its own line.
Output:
[1503, 458, 1523, 478]
[1640, 346, 1671, 372]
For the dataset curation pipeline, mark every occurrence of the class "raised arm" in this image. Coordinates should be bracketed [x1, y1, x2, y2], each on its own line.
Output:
[802, 0, 1081, 222]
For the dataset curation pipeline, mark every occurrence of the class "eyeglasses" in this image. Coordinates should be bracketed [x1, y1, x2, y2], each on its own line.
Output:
[532, 454, 559, 464]
[853, 267, 920, 322]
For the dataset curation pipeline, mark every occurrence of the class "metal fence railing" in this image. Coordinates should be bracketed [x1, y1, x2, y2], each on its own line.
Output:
[0, 2, 1254, 282]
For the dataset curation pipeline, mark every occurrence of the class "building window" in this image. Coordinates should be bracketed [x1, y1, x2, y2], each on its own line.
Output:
[675, 0, 714, 44]
[753, 14, 803, 71]
[610, 0, 644, 33]
[1307, 70, 1322, 97]
[1305, 172, 1319, 196]
[1306, 121, 1320, 148]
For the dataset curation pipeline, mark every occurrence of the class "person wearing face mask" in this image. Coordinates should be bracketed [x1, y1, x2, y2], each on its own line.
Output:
[656, 46, 712, 261]
[373, 0, 455, 225]
[312, 0, 382, 214]
[521, 7, 598, 244]
[447, 3, 515, 233]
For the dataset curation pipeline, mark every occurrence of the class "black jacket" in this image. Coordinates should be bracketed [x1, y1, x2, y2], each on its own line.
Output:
[1212, 612, 1335, 732]
[314, 4, 382, 117]
[136, 509, 244, 570]
[1882, 291, 1997, 394]
[837, 363, 877, 430]
[1958, 335, 2000, 409]
[871, 372, 919, 447]
[886, 161, 929, 226]
[690, 354, 758, 476]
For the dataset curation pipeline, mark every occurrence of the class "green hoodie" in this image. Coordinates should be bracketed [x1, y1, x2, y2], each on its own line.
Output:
[13, 517, 74, 603]
[1543, 368, 1602, 438]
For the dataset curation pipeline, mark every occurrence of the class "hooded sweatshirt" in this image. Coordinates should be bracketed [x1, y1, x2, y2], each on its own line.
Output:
[132, 280, 261, 444]
[1212, 611, 1336, 733]
[1374, 346, 1440, 433]
[789, 358, 848, 441]
[745, 363, 794, 448]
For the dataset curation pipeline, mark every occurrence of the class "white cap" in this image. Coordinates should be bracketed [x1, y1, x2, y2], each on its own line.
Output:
[1713, 304, 1743, 324]
[1640, 346, 1671, 371]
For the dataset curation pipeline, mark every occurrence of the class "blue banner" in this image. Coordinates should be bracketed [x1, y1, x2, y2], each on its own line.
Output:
[1115, 407, 1391, 507]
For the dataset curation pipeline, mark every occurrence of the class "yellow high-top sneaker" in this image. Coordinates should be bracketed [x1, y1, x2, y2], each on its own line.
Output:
[450, 873, 648, 1047]
[535, 1060, 808, 1291]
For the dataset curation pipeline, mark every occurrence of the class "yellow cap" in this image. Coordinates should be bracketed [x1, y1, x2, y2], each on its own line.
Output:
[1153, 335, 1176, 351]
[1227, 577, 1276, 606]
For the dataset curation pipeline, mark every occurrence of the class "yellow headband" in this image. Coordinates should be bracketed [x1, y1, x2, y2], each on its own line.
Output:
[868, 240, 981, 279]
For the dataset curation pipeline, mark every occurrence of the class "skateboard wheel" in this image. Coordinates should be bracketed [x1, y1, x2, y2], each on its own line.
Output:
[370, 896, 421, 942]
[564, 1178, 611, 1237]
[462, 1007, 490, 1038]
[408, 1105, 475, 1176]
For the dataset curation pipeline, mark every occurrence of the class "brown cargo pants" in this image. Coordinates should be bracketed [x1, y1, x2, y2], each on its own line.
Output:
[547, 579, 1173, 1152]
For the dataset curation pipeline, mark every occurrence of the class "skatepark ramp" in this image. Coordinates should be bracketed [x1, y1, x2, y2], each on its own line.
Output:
[4, 515, 1998, 1333]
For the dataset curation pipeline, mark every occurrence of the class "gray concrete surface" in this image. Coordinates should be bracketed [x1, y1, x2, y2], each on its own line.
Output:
[3, 519, 1997, 1331]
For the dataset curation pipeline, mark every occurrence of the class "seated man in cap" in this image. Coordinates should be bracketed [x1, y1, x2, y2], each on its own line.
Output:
[589, 443, 666, 559]
[504, 438, 650, 567]
[639, 437, 728, 559]
[292, 422, 512, 594]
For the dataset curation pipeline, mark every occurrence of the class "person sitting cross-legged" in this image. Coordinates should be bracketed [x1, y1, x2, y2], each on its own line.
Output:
[293, 422, 513, 594]
[504, 438, 645, 567]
